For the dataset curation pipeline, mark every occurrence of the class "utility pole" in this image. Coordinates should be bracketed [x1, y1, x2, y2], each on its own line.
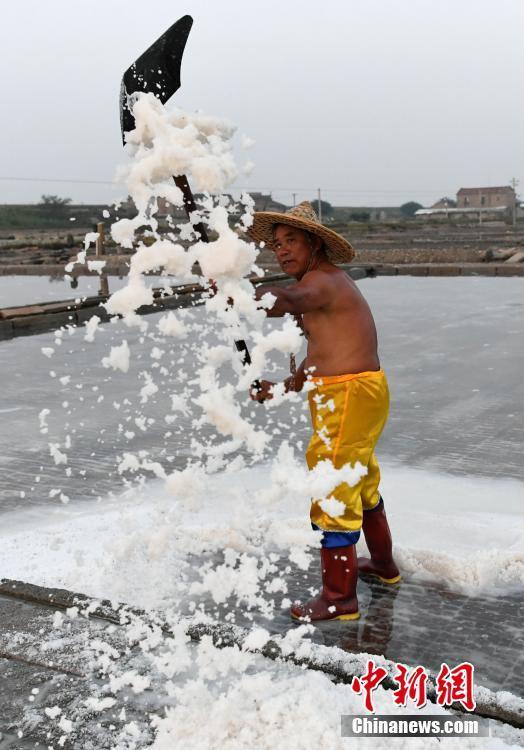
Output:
[292, 192, 297, 207]
[95, 222, 109, 297]
[510, 177, 519, 226]
[317, 188, 322, 222]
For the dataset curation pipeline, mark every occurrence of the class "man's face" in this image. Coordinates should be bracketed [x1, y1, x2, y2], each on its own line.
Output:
[272, 225, 316, 279]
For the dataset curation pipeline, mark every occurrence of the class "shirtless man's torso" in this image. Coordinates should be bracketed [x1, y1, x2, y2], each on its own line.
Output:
[253, 224, 380, 398]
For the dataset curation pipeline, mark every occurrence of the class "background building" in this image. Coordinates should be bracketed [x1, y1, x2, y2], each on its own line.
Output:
[456, 186, 516, 209]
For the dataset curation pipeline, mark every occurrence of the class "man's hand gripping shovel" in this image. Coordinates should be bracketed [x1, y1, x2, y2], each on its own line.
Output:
[119, 15, 265, 401]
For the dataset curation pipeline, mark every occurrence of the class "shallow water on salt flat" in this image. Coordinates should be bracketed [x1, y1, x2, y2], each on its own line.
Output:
[0, 276, 523, 516]
[0, 274, 181, 309]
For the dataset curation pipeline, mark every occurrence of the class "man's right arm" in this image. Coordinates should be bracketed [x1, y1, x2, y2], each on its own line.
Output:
[255, 270, 332, 317]
[284, 358, 306, 393]
[250, 359, 306, 402]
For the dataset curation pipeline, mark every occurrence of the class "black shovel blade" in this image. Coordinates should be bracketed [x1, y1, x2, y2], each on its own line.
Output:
[120, 15, 193, 143]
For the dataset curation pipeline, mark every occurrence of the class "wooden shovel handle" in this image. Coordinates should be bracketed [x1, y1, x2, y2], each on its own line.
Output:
[172, 175, 264, 401]
[173, 175, 209, 241]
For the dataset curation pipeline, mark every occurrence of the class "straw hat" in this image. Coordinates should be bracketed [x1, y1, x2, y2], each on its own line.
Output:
[248, 201, 354, 263]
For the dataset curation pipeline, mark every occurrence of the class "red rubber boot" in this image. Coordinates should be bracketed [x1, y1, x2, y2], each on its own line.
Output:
[358, 499, 401, 584]
[290, 545, 360, 621]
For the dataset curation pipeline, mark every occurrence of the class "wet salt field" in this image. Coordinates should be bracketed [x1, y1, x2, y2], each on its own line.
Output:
[0, 275, 125, 308]
[1, 275, 524, 743]
[0, 274, 180, 310]
[1, 276, 523, 517]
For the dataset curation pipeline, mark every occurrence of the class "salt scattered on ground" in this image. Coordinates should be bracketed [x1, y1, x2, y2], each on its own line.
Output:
[1, 460, 522, 605]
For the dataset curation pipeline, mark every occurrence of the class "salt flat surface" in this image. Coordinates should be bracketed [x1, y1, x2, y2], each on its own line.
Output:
[0, 274, 128, 308]
[0, 274, 187, 309]
[1, 276, 523, 516]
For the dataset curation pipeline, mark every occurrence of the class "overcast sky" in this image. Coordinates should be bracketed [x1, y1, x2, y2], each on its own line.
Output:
[1, 0, 523, 207]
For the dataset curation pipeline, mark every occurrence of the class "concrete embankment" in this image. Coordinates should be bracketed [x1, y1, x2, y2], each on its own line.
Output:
[1, 576, 523, 735]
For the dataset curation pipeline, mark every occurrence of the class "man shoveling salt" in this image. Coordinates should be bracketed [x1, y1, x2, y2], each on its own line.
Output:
[249, 201, 400, 622]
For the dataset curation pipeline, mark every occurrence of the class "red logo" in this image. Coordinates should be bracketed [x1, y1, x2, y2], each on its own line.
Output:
[392, 663, 428, 709]
[350, 660, 476, 713]
[436, 662, 476, 711]
[350, 660, 388, 713]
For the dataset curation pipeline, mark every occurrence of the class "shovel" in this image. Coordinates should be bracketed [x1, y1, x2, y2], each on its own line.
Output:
[120, 15, 262, 396]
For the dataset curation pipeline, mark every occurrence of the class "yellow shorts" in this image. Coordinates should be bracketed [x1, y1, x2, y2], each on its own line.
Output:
[306, 369, 390, 534]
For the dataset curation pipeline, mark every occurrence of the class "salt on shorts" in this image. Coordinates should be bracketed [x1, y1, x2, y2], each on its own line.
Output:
[306, 369, 390, 542]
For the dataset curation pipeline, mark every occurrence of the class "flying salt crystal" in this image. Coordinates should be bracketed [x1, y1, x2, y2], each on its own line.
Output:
[290, 546, 313, 571]
[136, 240, 194, 277]
[49, 443, 67, 466]
[110, 216, 141, 248]
[318, 496, 347, 518]
[157, 311, 188, 338]
[84, 315, 101, 342]
[170, 394, 190, 414]
[237, 317, 303, 389]
[239, 210, 254, 230]
[83, 232, 99, 250]
[87, 259, 106, 274]
[102, 209, 110, 218]
[195, 206, 257, 280]
[102, 340, 130, 373]
[309, 459, 367, 497]
[117, 453, 140, 474]
[38, 408, 50, 433]
[104, 276, 153, 318]
[41, 347, 54, 358]
[316, 425, 331, 448]
[265, 576, 288, 594]
[139, 372, 158, 403]
[195, 385, 269, 454]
